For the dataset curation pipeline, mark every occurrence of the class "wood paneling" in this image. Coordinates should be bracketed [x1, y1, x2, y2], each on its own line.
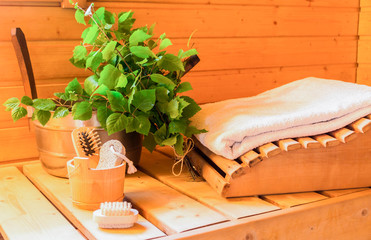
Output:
[357, 2, 371, 85]
[0, 0, 361, 161]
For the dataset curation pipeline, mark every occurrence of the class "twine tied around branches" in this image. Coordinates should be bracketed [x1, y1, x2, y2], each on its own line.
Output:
[171, 138, 194, 176]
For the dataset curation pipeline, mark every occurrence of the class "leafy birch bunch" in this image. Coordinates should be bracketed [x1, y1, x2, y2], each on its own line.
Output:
[3, 2, 205, 155]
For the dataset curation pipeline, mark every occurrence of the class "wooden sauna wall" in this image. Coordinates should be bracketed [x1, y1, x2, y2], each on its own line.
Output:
[0, 0, 360, 162]
[358, 0, 371, 86]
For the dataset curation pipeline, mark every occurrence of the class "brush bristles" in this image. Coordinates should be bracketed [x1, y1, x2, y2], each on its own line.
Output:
[100, 202, 133, 216]
[78, 130, 101, 156]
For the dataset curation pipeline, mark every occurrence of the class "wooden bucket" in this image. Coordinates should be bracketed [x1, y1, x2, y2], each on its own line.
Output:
[67, 157, 126, 210]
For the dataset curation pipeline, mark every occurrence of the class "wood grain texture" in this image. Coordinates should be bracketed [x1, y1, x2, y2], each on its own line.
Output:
[167, 190, 371, 240]
[0, 127, 38, 162]
[124, 170, 227, 235]
[0, 167, 84, 240]
[0, 3, 358, 41]
[23, 163, 166, 240]
[261, 192, 328, 208]
[141, 149, 280, 220]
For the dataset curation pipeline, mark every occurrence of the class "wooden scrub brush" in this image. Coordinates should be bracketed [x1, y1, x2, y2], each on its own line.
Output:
[72, 127, 101, 166]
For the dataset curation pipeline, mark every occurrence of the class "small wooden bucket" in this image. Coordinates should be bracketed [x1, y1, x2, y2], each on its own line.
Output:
[67, 157, 126, 210]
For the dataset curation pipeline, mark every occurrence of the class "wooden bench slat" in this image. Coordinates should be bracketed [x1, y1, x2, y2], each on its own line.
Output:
[240, 150, 262, 167]
[194, 138, 243, 179]
[296, 137, 322, 149]
[0, 167, 84, 240]
[348, 117, 371, 133]
[329, 127, 357, 143]
[319, 188, 370, 198]
[257, 143, 281, 158]
[124, 170, 228, 235]
[23, 163, 165, 240]
[313, 134, 340, 147]
[276, 138, 301, 151]
[261, 192, 328, 209]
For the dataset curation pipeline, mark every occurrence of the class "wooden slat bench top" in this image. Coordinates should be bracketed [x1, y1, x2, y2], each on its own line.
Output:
[0, 151, 370, 240]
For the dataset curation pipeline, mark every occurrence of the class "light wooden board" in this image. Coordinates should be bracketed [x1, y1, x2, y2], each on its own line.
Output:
[0, 127, 38, 162]
[0, 167, 84, 240]
[261, 192, 328, 209]
[0, 37, 357, 84]
[168, 189, 371, 240]
[0, 3, 358, 41]
[23, 163, 166, 240]
[140, 148, 280, 220]
[90, 0, 359, 7]
[124, 170, 228, 235]
[356, 64, 371, 86]
[320, 188, 370, 198]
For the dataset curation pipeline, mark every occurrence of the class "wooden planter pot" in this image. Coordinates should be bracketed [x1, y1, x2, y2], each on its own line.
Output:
[33, 113, 142, 178]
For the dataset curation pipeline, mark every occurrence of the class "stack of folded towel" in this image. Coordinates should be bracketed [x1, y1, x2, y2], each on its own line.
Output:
[191, 77, 371, 159]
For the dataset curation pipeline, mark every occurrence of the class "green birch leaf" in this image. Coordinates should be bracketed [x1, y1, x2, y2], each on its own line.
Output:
[132, 89, 156, 112]
[154, 124, 167, 144]
[176, 82, 193, 93]
[159, 33, 166, 40]
[72, 101, 92, 120]
[73, 45, 87, 62]
[158, 54, 185, 71]
[180, 96, 201, 119]
[134, 115, 150, 135]
[181, 49, 198, 59]
[84, 75, 99, 95]
[104, 10, 115, 24]
[130, 46, 156, 59]
[150, 74, 175, 90]
[177, 97, 190, 117]
[92, 84, 110, 98]
[107, 91, 125, 112]
[86, 51, 103, 71]
[185, 125, 207, 138]
[174, 134, 184, 155]
[169, 119, 187, 134]
[118, 10, 131, 23]
[102, 41, 117, 61]
[53, 107, 69, 119]
[36, 110, 51, 126]
[97, 106, 113, 129]
[167, 99, 179, 119]
[106, 113, 127, 135]
[98, 64, 122, 89]
[159, 38, 172, 50]
[65, 78, 83, 96]
[33, 99, 56, 111]
[177, 49, 184, 58]
[89, 7, 105, 25]
[148, 22, 156, 35]
[81, 27, 89, 39]
[84, 25, 99, 44]
[125, 116, 136, 133]
[129, 29, 152, 46]
[3, 97, 20, 109]
[155, 87, 169, 103]
[21, 96, 33, 106]
[115, 74, 128, 89]
[75, 9, 86, 25]
[162, 135, 177, 146]
[11, 106, 27, 122]
[142, 133, 156, 152]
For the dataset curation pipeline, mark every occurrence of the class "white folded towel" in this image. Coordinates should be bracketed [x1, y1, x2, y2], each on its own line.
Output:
[191, 77, 371, 159]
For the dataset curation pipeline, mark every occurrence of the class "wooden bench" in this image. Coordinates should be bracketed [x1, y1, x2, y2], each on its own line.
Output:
[1, 150, 371, 239]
